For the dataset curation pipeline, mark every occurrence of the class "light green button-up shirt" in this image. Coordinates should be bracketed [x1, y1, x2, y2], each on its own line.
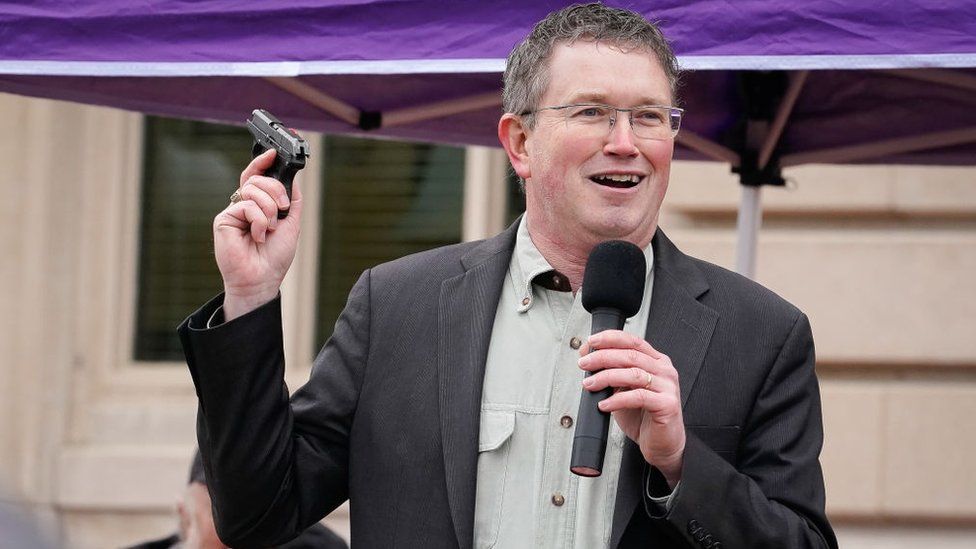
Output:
[473, 217, 654, 549]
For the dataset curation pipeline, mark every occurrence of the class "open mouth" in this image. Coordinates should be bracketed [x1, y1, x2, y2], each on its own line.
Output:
[589, 174, 643, 189]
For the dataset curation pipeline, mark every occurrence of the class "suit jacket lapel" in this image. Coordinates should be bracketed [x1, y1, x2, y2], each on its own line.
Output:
[438, 223, 517, 549]
[610, 229, 719, 547]
[645, 230, 717, 407]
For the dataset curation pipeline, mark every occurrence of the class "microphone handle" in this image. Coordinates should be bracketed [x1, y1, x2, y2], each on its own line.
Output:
[570, 308, 626, 477]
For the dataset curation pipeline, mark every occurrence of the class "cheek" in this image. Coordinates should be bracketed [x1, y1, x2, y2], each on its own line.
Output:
[528, 147, 566, 198]
[645, 139, 674, 166]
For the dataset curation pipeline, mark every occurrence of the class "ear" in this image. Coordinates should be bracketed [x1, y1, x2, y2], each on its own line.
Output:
[498, 113, 532, 180]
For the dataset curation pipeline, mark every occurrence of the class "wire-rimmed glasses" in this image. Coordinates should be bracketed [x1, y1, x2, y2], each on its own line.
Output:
[522, 103, 683, 140]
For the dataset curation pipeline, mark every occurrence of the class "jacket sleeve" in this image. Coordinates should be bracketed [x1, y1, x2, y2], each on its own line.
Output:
[650, 312, 837, 549]
[178, 270, 372, 549]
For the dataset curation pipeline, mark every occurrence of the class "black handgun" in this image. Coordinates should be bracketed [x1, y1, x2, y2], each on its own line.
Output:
[246, 109, 310, 219]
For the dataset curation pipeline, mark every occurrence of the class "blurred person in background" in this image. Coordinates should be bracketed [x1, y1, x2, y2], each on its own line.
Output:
[125, 451, 347, 549]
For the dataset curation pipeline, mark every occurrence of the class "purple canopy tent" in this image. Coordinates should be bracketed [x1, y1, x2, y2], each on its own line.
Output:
[2, 0, 975, 277]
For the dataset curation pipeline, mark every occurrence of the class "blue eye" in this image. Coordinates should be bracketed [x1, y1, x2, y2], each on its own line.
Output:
[574, 105, 606, 118]
[634, 109, 665, 124]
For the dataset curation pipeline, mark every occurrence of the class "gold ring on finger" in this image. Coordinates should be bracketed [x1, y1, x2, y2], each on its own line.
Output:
[644, 372, 654, 391]
[229, 189, 243, 204]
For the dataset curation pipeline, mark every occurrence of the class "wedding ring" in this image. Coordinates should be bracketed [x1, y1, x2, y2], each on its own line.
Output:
[229, 189, 243, 204]
[644, 372, 654, 390]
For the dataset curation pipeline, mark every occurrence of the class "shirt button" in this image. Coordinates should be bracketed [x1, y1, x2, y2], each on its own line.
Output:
[569, 337, 582, 350]
[521, 297, 530, 306]
[551, 493, 565, 506]
[560, 415, 573, 428]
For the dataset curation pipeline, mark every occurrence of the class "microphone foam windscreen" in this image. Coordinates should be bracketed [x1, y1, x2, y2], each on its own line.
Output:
[581, 240, 646, 318]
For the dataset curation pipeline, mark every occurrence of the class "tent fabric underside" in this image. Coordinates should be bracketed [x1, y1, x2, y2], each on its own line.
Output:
[1, 0, 974, 165]
[2, 0, 974, 278]
[3, 67, 974, 167]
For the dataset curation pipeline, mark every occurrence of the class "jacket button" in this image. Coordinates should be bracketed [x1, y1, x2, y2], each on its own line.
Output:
[694, 530, 706, 542]
[551, 493, 565, 506]
[687, 519, 700, 534]
[711, 542, 722, 549]
[569, 336, 582, 349]
[560, 415, 573, 428]
[702, 534, 713, 547]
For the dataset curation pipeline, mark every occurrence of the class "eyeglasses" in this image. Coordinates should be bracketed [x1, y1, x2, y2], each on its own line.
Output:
[522, 103, 684, 140]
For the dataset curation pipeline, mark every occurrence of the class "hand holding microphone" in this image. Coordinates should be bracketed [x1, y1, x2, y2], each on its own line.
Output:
[571, 241, 685, 487]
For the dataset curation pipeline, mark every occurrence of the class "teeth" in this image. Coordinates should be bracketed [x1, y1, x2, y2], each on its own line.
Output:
[594, 174, 641, 183]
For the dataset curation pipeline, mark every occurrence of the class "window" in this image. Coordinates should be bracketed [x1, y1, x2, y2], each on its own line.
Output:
[133, 117, 469, 363]
[314, 136, 465, 351]
[134, 117, 251, 361]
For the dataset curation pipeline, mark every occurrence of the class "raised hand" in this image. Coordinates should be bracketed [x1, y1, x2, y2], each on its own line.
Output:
[214, 149, 303, 321]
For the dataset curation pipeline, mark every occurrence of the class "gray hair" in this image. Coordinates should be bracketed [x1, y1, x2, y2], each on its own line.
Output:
[503, 2, 680, 128]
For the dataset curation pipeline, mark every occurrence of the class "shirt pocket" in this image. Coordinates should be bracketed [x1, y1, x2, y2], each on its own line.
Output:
[474, 409, 516, 549]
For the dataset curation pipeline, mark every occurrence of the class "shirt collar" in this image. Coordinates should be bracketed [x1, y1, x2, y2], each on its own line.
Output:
[510, 216, 655, 313]
[512, 216, 558, 312]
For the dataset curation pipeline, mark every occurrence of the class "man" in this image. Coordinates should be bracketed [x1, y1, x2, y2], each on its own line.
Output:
[180, 3, 837, 548]
[126, 452, 348, 549]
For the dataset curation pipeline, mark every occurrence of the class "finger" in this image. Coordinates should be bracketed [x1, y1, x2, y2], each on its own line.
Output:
[279, 178, 303, 225]
[597, 387, 681, 416]
[242, 175, 290, 211]
[236, 201, 270, 243]
[581, 329, 662, 356]
[583, 367, 669, 393]
[578, 348, 677, 383]
[583, 330, 661, 357]
[214, 202, 270, 243]
[238, 183, 280, 229]
[240, 149, 277, 187]
[580, 345, 650, 371]
[215, 202, 253, 232]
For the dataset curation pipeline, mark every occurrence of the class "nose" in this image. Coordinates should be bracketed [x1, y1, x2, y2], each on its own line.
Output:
[603, 113, 639, 157]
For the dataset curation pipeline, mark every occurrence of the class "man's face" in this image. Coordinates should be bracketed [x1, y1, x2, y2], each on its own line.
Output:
[513, 41, 674, 251]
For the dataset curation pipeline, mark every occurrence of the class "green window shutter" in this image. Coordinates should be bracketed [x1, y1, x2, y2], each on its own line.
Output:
[314, 136, 465, 353]
[134, 117, 251, 361]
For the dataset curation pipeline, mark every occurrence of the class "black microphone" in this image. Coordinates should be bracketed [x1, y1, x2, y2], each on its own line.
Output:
[570, 240, 646, 477]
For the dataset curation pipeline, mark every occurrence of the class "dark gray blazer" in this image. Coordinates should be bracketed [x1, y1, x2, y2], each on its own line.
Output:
[179, 223, 836, 549]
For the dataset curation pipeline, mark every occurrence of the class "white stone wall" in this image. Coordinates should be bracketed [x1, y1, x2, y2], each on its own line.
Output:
[2, 92, 975, 548]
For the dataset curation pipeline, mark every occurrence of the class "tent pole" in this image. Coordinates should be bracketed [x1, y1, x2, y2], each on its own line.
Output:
[735, 185, 762, 279]
[759, 70, 808, 169]
[731, 71, 790, 280]
[878, 69, 976, 93]
[675, 129, 741, 166]
[383, 92, 501, 127]
[264, 77, 361, 126]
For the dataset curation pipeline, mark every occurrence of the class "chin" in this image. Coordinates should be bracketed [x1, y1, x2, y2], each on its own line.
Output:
[580, 222, 642, 245]
[590, 211, 651, 238]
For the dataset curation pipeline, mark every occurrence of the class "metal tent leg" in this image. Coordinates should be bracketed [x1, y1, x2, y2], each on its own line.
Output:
[735, 185, 762, 279]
